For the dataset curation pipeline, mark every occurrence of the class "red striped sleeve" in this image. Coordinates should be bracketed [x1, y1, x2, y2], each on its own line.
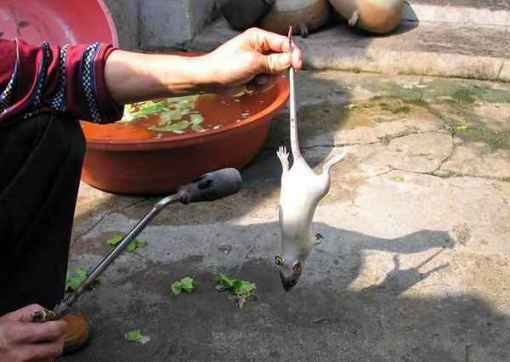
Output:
[0, 39, 122, 124]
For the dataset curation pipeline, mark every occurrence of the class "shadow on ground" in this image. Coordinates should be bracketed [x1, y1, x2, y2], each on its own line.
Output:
[61, 222, 510, 362]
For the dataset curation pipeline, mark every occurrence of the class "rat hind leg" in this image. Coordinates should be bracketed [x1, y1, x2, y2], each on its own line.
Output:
[322, 151, 346, 174]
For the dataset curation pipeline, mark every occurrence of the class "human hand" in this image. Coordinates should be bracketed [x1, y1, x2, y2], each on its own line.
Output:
[0, 304, 66, 362]
[198, 28, 303, 91]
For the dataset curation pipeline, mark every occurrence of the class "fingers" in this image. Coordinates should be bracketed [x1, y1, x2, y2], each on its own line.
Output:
[263, 53, 292, 74]
[3, 305, 45, 323]
[16, 337, 64, 361]
[12, 321, 66, 344]
[291, 46, 303, 70]
[244, 28, 303, 71]
[244, 28, 289, 53]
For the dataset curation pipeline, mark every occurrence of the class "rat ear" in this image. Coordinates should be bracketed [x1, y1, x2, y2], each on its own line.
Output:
[274, 255, 284, 266]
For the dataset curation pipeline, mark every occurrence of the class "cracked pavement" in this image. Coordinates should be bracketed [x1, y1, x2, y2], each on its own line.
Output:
[64, 71, 510, 362]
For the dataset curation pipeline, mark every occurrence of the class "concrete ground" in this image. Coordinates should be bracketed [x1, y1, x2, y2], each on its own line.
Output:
[64, 71, 510, 362]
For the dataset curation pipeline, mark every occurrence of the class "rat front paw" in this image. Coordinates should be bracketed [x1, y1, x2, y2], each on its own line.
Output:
[277, 146, 290, 171]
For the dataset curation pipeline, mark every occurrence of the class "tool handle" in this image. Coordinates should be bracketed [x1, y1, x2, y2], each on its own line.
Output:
[176, 168, 242, 204]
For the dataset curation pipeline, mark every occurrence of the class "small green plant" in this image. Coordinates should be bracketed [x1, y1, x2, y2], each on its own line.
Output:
[171, 277, 197, 296]
[106, 234, 147, 253]
[216, 274, 256, 309]
[65, 269, 87, 292]
[125, 329, 151, 344]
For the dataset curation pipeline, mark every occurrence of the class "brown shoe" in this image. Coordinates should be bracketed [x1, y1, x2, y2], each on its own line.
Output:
[62, 313, 90, 355]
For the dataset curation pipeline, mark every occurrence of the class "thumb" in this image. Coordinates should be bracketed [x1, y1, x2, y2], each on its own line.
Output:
[263, 53, 292, 74]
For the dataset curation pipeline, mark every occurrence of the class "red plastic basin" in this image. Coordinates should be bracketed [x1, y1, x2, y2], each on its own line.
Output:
[0, 0, 118, 46]
[81, 76, 289, 195]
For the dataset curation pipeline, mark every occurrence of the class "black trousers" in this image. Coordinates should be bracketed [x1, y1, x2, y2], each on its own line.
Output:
[0, 113, 85, 315]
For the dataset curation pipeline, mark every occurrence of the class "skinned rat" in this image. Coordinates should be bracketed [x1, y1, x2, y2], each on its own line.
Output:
[275, 45, 345, 291]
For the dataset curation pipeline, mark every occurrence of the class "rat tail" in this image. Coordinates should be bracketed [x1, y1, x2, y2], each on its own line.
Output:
[289, 69, 302, 161]
[288, 27, 302, 161]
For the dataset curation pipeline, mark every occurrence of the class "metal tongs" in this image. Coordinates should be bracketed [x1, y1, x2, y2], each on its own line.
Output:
[33, 168, 242, 322]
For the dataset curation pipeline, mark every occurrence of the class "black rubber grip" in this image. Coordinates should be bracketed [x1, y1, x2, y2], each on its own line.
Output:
[176, 168, 242, 204]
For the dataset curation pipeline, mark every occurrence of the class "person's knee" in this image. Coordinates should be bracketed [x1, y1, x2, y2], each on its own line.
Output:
[358, 0, 403, 34]
[331, 0, 404, 34]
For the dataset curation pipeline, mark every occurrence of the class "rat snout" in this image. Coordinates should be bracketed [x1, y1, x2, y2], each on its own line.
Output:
[279, 270, 301, 292]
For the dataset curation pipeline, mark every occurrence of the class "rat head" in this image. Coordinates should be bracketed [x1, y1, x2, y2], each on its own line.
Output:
[274, 254, 305, 291]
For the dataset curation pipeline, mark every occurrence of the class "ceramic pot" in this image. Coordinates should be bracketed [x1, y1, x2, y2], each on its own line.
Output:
[329, 0, 404, 34]
[259, 0, 331, 37]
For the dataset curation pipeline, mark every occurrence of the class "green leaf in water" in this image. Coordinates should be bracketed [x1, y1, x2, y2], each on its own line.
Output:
[190, 113, 204, 125]
[149, 120, 191, 134]
[159, 110, 183, 123]
[138, 100, 168, 114]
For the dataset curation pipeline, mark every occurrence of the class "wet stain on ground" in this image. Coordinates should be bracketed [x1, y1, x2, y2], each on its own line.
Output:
[356, 78, 510, 151]
[299, 97, 430, 137]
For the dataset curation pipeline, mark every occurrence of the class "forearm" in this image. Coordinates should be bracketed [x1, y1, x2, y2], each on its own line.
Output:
[103, 28, 304, 107]
[104, 50, 211, 105]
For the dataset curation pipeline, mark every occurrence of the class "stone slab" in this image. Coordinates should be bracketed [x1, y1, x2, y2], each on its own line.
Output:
[404, 0, 510, 26]
[189, 19, 509, 81]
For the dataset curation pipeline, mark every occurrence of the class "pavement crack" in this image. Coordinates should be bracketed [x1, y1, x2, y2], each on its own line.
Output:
[386, 167, 509, 182]
[430, 134, 457, 174]
[285, 130, 445, 151]
[367, 169, 393, 179]
[381, 133, 457, 178]
[300, 140, 380, 150]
